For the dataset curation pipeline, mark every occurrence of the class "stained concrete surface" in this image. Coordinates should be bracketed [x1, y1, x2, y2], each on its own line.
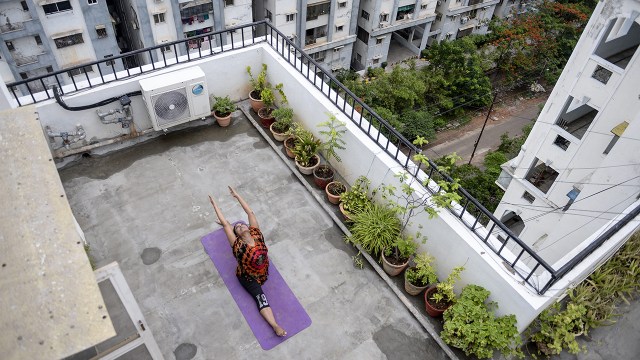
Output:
[58, 108, 449, 359]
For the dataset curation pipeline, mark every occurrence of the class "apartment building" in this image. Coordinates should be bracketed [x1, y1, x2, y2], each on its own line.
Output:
[429, 0, 500, 43]
[0, 0, 123, 92]
[493, 0, 529, 19]
[351, 0, 438, 70]
[494, 1, 640, 267]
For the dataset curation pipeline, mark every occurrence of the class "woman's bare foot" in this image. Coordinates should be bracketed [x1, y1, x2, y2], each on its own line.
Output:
[273, 325, 287, 337]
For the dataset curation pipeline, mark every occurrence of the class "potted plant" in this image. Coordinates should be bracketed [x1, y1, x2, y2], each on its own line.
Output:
[314, 113, 346, 191]
[425, 265, 464, 317]
[326, 181, 346, 205]
[270, 107, 293, 142]
[257, 83, 285, 129]
[527, 302, 587, 356]
[346, 202, 400, 258]
[404, 253, 438, 296]
[210, 95, 236, 127]
[339, 176, 373, 220]
[247, 64, 267, 112]
[381, 235, 417, 276]
[442, 285, 523, 359]
[291, 128, 322, 175]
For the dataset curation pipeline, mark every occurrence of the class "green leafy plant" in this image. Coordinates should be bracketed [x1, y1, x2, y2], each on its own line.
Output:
[384, 235, 417, 264]
[528, 302, 587, 356]
[247, 64, 268, 97]
[352, 251, 364, 269]
[340, 176, 373, 216]
[210, 95, 236, 116]
[317, 113, 347, 164]
[406, 253, 438, 287]
[431, 266, 465, 305]
[260, 87, 276, 109]
[347, 202, 401, 257]
[292, 129, 322, 167]
[442, 285, 523, 359]
[271, 107, 294, 133]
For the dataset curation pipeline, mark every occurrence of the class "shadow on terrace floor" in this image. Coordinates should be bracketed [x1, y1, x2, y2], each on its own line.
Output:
[57, 101, 452, 360]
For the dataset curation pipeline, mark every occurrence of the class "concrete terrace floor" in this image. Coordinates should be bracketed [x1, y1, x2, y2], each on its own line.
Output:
[58, 103, 450, 360]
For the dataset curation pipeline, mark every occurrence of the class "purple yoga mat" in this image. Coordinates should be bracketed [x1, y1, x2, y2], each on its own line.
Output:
[201, 223, 311, 350]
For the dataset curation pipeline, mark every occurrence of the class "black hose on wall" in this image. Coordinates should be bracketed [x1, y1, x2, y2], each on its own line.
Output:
[52, 86, 141, 111]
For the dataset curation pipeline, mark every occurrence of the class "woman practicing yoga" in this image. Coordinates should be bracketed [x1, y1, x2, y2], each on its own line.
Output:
[208, 186, 287, 337]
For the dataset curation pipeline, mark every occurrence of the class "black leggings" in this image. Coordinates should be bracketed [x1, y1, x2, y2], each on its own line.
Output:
[238, 275, 270, 311]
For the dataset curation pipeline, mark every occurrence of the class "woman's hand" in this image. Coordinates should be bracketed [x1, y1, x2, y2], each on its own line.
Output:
[209, 195, 223, 225]
[228, 186, 239, 199]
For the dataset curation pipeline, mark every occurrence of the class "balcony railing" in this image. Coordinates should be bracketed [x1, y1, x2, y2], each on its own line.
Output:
[8, 21, 633, 295]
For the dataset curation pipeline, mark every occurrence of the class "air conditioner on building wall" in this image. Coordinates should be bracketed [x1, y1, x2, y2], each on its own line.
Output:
[139, 67, 210, 131]
[461, 17, 469, 24]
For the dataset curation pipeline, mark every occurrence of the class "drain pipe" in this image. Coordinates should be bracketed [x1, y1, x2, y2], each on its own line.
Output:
[96, 95, 135, 130]
[46, 125, 86, 150]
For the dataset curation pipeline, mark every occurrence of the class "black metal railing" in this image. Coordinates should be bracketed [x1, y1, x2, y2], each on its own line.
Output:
[10, 21, 634, 295]
[6, 23, 262, 106]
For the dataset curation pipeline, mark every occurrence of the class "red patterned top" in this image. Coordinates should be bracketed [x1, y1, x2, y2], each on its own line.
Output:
[232, 227, 269, 284]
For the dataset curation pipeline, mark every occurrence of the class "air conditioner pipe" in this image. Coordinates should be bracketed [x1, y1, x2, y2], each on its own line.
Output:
[46, 125, 86, 150]
[96, 95, 134, 129]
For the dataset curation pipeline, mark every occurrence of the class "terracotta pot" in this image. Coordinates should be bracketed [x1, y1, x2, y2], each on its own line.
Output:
[270, 123, 288, 142]
[313, 165, 334, 189]
[326, 181, 345, 205]
[381, 251, 409, 277]
[295, 154, 320, 175]
[404, 268, 429, 296]
[213, 111, 232, 127]
[257, 107, 275, 129]
[424, 286, 451, 317]
[249, 90, 264, 113]
[284, 137, 296, 158]
[339, 203, 353, 221]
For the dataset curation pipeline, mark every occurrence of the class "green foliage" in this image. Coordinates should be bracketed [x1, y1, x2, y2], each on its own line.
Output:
[210, 95, 236, 116]
[384, 235, 418, 263]
[247, 64, 268, 95]
[422, 37, 492, 113]
[432, 266, 464, 305]
[405, 253, 438, 287]
[396, 110, 436, 142]
[442, 285, 523, 359]
[347, 202, 401, 257]
[335, 68, 359, 84]
[292, 129, 322, 167]
[341, 176, 373, 216]
[528, 302, 587, 356]
[352, 251, 364, 269]
[317, 113, 347, 164]
[260, 87, 276, 109]
[271, 107, 294, 133]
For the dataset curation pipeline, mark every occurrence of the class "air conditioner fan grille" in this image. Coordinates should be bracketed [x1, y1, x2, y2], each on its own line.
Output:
[151, 88, 190, 127]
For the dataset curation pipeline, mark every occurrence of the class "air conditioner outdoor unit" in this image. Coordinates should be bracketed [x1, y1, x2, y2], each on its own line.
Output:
[461, 17, 469, 24]
[139, 66, 210, 131]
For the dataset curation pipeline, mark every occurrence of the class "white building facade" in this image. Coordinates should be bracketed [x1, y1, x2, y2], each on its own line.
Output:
[494, 0, 640, 268]
[429, 0, 499, 43]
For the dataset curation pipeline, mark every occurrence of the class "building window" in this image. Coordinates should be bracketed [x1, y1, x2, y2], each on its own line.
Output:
[67, 65, 93, 77]
[311, 50, 325, 62]
[286, 13, 295, 22]
[265, 9, 272, 21]
[307, 2, 330, 21]
[396, 5, 414, 21]
[21, 1, 29, 11]
[592, 65, 613, 84]
[224, 0, 234, 6]
[162, 45, 172, 52]
[593, 18, 640, 69]
[372, 58, 379, 64]
[522, 191, 535, 203]
[305, 25, 327, 45]
[54, 33, 84, 48]
[88, 0, 97, 5]
[153, 13, 166, 24]
[379, 13, 388, 22]
[19, 72, 28, 79]
[5, 41, 14, 51]
[43, 1, 72, 15]
[376, 37, 383, 44]
[356, 53, 362, 63]
[338, 1, 347, 8]
[525, 158, 559, 194]
[553, 135, 570, 150]
[421, 4, 427, 10]
[356, 26, 369, 44]
[436, 13, 442, 21]
[46, 66, 53, 72]
[555, 96, 598, 140]
[34, 35, 42, 45]
[361, 10, 370, 20]
[96, 26, 108, 38]
[335, 25, 343, 32]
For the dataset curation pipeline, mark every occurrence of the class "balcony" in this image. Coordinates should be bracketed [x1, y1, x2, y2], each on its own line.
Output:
[13, 54, 39, 66]
[4, 22, 635, 353]
[0, 21, 25, 33]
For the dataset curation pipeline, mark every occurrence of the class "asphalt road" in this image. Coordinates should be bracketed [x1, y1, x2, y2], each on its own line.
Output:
[425, 101, 542, 167]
